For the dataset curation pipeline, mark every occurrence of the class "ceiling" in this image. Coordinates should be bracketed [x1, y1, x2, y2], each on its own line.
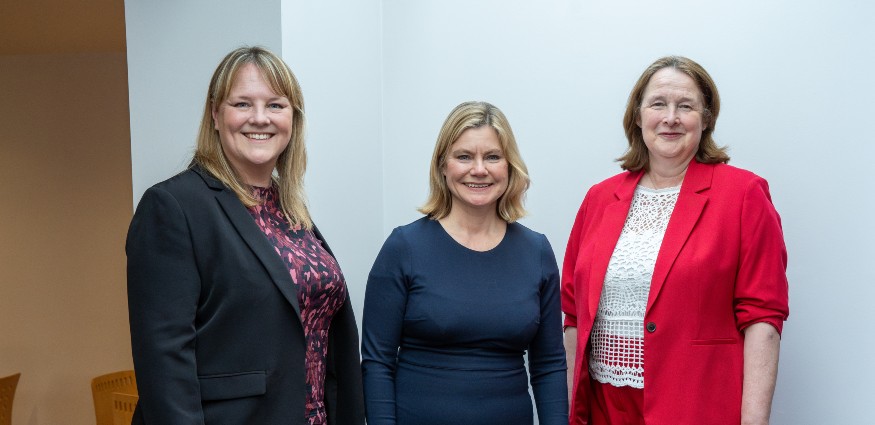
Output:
[0, 0, 126, 55]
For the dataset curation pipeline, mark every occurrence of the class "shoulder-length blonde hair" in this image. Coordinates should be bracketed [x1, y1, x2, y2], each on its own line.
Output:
[191, 46, 312, 229]
[619, 55, 730, 171]
[419, 101, 530, 222]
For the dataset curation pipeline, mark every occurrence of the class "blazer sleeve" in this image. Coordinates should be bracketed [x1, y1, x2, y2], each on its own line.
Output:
[735, 177, 790, 333]
[528, 235, 569, 425]
[562, 186, 597, 425]
[126, 186, 205, 424]
[561, 188, 592, 328]
[360, 229, 410, 425]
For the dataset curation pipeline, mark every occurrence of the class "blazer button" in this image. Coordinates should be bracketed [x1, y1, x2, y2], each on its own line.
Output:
[646, 322, 657, 333]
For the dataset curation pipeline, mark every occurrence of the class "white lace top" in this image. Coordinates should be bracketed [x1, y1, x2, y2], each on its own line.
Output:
[589, 184, 680, 389]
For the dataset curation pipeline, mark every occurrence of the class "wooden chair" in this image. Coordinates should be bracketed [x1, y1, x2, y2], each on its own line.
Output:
[91, 370, 137, 425]
[110, 392, 138, 425]
[0, 373, 21, 425]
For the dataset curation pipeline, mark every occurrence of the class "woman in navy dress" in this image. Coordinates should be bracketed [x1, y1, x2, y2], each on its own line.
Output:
[361, 101, 568, 425]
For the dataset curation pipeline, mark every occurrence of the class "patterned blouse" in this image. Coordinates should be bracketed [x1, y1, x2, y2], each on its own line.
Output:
[247, 186, 348, 425]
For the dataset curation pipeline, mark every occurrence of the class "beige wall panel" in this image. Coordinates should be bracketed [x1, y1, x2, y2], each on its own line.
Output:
[0, 52, 133, 425]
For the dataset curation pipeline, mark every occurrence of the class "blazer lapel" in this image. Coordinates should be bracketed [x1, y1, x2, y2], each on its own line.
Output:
[646, 161, 712, 311]
[196, 168, 303, 319]
[589, 172, 641, 319]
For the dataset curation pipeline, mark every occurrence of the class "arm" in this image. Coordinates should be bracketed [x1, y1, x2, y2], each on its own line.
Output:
[563, 326, 578, 405]
[528, 236, 569, 425]
[360, 230, 409, 425]
[561, 190, 592, 423]
[735, 177, 790, 424]
[126, 187, 204, 424]
[741, 322, 780, 425]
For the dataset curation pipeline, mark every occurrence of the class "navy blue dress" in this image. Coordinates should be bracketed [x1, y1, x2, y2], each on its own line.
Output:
[361, 218, 567, 425]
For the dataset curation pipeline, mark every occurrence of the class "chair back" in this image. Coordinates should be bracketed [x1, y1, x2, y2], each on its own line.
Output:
[91, 370, 137, 425]
[0, 373, 21, 425]
[111, 392, 138, 425]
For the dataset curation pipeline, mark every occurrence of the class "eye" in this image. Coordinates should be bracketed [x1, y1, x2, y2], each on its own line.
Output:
[233, 102, 250, 108]
[649, 101, 666, 110]
[456, 154, 472, 161]
[268, 103, 286, 110]
[679, 104, 694, 111]
[485, 154, 502, 161]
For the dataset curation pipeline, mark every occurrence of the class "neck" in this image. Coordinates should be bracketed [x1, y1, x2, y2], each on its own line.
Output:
[237, 166, 274, 188]
[439, 205, 507, 251]
[644, 160, 690, 189]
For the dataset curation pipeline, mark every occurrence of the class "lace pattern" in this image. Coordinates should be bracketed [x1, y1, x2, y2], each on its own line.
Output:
[589, 185, 679, 389]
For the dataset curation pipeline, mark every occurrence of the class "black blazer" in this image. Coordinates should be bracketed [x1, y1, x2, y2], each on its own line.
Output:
[126, 167, 365, 425]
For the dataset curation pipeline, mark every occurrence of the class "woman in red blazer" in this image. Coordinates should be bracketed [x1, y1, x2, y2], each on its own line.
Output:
[127, 46, 365, 425]
[562, 56, 789, 425]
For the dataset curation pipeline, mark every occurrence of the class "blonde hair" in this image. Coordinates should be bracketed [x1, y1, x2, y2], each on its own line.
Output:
[191, 46, 312, 228]
[419, 101, 530, 222]
[619, 55, 729, 171]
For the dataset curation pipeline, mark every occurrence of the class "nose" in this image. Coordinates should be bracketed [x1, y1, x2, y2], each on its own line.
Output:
[662, 106, 680, 125]
[249, 106, 270, 125]
[470, 158, 488, 176]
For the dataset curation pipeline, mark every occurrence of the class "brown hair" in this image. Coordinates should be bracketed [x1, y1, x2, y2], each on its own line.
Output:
[419, 101, 530, 222]
[619, 55, 729, 171]
[191, 46, 312, 228]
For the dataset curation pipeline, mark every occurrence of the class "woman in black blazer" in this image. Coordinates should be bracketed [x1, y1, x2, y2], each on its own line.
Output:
[126, 46, 365, 425]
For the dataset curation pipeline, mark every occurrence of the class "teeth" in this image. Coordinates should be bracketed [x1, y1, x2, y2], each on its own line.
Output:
[246, 133, 271, 140]
[466, 184, 490, 188]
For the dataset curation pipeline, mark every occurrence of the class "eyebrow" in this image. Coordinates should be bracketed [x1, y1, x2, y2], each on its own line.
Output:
[450, 148, 503, 155]
[643, 94, 700, 104]
[227, 94, 289, 102]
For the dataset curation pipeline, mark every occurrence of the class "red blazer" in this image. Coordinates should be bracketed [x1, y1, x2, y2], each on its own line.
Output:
[561, 160, 789, 425]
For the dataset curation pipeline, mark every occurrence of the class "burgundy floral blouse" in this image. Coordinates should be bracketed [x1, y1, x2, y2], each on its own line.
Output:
[247, 186, 347, 425]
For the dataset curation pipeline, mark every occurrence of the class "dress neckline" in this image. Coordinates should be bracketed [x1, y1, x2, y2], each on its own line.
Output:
[432, 218, 510, 254]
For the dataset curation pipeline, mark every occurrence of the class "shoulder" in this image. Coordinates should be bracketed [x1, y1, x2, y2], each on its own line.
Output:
[507, 222, 549, 246]
[390, 216, 437, 239]
[598, 170, 634, 186]
[149, 167, 216, 196]
[706, 163, 771, 194]
[506, 223, 559, 272]
[139, 168, 224, 207]
[712, 162, 763, 182]
[572, 171, 638, 215]
[133, 168, 231, 226]
[506, 223, 556, 262]
[378, 216, 434, 252]
[586, 170, 636, 199]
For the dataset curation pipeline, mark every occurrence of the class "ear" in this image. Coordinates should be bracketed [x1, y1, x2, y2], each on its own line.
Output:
[211, 103, 219, 130]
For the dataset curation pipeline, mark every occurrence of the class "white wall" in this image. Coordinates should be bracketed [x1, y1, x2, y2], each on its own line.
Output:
[280, 0, 383, 323]
[127, 1, 875, 423]
[126, 0, 283, 202]
[126, 0, 383, 320]
[380, 1, 875, 423]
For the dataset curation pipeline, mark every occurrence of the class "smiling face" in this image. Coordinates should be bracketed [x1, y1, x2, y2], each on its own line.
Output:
[212, 63, 293, 187]
[637, 67, 706, 169]
[442, 126, 509, 215]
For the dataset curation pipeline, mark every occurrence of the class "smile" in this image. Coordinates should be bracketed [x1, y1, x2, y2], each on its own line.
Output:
[465, 183, 492, 188]
[245, 133, 272, 140]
